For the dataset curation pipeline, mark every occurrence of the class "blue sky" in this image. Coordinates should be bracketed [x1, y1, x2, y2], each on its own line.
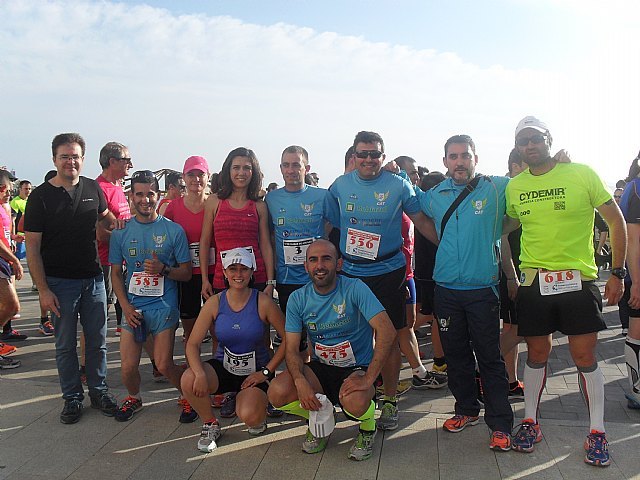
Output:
[1, 0, 637, 187]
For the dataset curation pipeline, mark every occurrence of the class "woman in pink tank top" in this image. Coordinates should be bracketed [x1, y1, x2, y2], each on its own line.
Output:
[199, 147, 275, 299]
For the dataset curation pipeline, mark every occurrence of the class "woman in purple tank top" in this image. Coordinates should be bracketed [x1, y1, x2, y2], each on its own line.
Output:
[181, 248, 285, 452]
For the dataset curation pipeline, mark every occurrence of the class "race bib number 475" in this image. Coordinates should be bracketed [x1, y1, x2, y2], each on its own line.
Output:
[314, 340, 356, 367]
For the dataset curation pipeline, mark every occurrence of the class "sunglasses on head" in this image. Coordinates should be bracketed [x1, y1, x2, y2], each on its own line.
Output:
[516, 134, 547, 147]
[355, 150, 383, 160]
[131, 170, 155, 181]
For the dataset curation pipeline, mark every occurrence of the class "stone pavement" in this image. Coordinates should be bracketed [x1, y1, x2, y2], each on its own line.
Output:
[1, 266, 639, 479]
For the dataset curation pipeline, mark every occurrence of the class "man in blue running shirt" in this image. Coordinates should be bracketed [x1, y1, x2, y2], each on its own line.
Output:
[324, 131, 438, 431]
[109, 170, 195, 423]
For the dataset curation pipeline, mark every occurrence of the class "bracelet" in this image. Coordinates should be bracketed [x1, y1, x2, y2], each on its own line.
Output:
[266, 280, 276, 286]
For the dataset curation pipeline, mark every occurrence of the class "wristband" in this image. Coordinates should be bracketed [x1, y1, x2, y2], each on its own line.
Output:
[266, 280, 277, 286]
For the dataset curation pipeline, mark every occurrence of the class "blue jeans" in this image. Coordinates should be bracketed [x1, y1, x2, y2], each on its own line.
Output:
[48, 274, 108, 401]
[434, 285, 513, 433]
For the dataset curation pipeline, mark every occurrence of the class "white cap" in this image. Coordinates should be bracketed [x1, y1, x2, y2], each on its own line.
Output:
[221, 248, 255, 270]
[308, 393, 335, 438]
[515, 116, 549, 137]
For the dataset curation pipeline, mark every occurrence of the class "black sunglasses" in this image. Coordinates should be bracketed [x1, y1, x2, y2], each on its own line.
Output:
[516, 134, 546, 147]
[355, 150, 383, 159]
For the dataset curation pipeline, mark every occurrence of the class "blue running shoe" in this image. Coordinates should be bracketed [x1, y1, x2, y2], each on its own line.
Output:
[584, 431, 610, 467]
[511, 419, 542, 453]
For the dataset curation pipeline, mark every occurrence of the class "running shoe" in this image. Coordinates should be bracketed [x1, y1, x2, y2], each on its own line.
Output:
[202, 332, 212, 343]
[178, 397, 198, 423]
[0, 354, 21, 369]
[220, 392, 237, 418]
[0, 342, 17, 356]
[511, 419, 542, 452]
[90, 392, 118, 416]
[247, 420, 267, 436]
[489, 431, 512, 451]
[114, 396, 143, 422]
[584, 431, 610, 467]
[211, 394, 226, 408]
[0, 329, 27, 341]
[60, 399, 83, 424]
[412, 371, 448, 389]
[11, 313, 20, 319]
[376, 402, 399, 431]
[198, 422, 222, 452]
[272, 332, 282, 350]
[302, 428, 328, 454]
[152, 365, 167, 383]
[39, 320, 55, 336]
[267, 402, 284, 417]
[348, 429, 376, 461]
[442, 414, 479, 433]
[508, 380, 525, 398]
[625, 393, 640, 410]
[375, 379, 412, 398]
[115, 327, 122, 337]
[432, 362, 447, 374]
[31, 284, 38, 291]
[622, 328, 628, 336]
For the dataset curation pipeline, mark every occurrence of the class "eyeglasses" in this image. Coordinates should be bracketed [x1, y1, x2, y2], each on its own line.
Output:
[57, 155, 82, 161]
[516, 134, 546, 147]
[355, 150, 383, 160]
[114, 157, 133, 164]
[131, 170, 156, 181]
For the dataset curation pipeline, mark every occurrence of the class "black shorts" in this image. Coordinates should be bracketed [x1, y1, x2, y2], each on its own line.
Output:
[179, 274, 213, 319]
[499, 275, 517, 325]
[344, 266, 406, 330]
[307, 360, 367, 406]
[416, 279, 435, 316]
[205, 358, 269, 394]
[621, 282, 640, 318]
[516, 275, 606, 336]
[276, 283, 305, 314]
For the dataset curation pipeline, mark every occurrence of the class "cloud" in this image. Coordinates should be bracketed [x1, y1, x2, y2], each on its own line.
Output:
[0, 0, 634, 187]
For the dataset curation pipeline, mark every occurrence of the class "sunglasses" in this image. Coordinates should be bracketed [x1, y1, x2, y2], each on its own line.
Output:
[355, 150, 383, 160]
[516, 134, 547, 147]
[131, 170, 156, 181]
[115, 157, 133, 164]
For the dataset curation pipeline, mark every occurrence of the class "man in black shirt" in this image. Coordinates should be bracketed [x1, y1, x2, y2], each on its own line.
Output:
[25, 132, 119, 424]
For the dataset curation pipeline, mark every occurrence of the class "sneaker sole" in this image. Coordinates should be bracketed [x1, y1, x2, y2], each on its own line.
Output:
[490, 443, 512, 452]
[90, 404, 117, 417]
[115, 404, 143, 422]
[443, 418, 479, 433]
[412, 381, 448, 390]
[179, 413, 199, 424]
[584, 456, 611, 467]
[376, 421, 399, 431]
[348, 452, 372, 461]
[624, 393, 640, 409]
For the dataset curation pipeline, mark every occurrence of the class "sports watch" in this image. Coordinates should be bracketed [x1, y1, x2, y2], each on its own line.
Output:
[261, 367, 274, 380]
[611, 267, 627, 280]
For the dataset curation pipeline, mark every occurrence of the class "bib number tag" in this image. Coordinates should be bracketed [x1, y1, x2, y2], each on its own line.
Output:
[345, 228, 381, 260]
[283, 238, 314, 265]
[223, 347, 256, 376]
[129, 272, 164, 297]
[314, 340, 356, 367]
[220, 246, 256, 269]
[189, 243, 215, 268]
[538, 269, 581, 296]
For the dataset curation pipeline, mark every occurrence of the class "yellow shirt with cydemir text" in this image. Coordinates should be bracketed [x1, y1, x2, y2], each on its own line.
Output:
[506, 163, 611, 280]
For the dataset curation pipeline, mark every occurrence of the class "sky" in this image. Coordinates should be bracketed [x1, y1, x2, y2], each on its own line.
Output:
[1, 0, 638, 188]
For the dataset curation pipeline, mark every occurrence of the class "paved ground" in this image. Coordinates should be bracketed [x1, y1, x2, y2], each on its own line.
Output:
[1, 266, 639, 479]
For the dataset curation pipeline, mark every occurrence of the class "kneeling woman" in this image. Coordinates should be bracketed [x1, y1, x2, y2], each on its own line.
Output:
[181, 248, 285, 453]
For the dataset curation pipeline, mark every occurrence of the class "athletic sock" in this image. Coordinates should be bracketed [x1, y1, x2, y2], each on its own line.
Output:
[433, 356, 446, 367]
[343, 400, 376, 432]
[509, 381, 520, 389]
[382, 395, 397, 405]
[412, 365, 428, 378]
[40, 316, 48, 325]
[523, 360, 547, 423]
[624, 336, 640, 402]
[577, 363, 605, 433]
[278, 399, 310, 420]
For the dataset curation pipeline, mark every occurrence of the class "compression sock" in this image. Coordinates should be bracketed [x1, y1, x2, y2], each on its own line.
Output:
[278, 400, 310, 420]
[577, 363, 605, 433]
[523, 360, 547, 423]
[625, 337, 640, 403]
[382, 395, 397, 405]
[344, 400, 376, 432]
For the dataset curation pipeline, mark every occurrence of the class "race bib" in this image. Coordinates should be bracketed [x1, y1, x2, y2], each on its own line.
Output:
[220, 246, 256, 269]
[538, 269, 581, 296]
[128, 272, 164, 297]
[223, 347, 256, 376]
[283, 238, 314, 265]
[345, 228, 381, 260]
[189, 243, 215, 268]
[314, 340, 356, 367]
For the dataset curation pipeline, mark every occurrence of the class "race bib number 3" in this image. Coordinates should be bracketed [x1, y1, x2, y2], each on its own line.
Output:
[538, 269, 581, 296]
[189, 243, 215, 268]
[345, 228, 381, 260]
[314, 340, 356, 367]
[128, 272, 164, 297]
[283, 238, 314, 265]
[223, 348, 256, 376]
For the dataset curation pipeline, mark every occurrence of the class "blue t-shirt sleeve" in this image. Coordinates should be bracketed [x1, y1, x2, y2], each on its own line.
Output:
[173, 225, 191, 264]
[352, 279, 385, 321]
[108, 229, 123, 265]
[418, 188, 433, 218]
[285, 289, 304, 333]
[400, 176, 420, 215]
[324, 182, 340, 227]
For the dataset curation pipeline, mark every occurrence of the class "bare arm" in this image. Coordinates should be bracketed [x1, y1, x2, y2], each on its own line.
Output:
[199, 195, 218, 298]
[597, 200, 627, 306]
[284, 330, 322, 410]
[502, 215, 521, 235]
[500, 233, 519, 300]
[110, 264, 141, 328]
[186, 295, 219, 377]
[408, 211, 439, 245]
[256, 200, 275, 296]
[25, 231, 59, 316]
[627, 224, 640, 309]
[0, 238, 22, 280]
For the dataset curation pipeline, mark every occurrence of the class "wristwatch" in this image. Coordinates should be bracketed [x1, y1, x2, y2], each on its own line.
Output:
[266, 280, 277, 286]
[261, 367, 274, 380]
[160, 264, 171, 276]
[611, 267, 627, 280]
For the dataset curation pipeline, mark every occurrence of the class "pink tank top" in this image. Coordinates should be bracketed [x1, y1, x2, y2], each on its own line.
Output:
[212, 199, 266, 288]
[0, 204, 11, 248]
